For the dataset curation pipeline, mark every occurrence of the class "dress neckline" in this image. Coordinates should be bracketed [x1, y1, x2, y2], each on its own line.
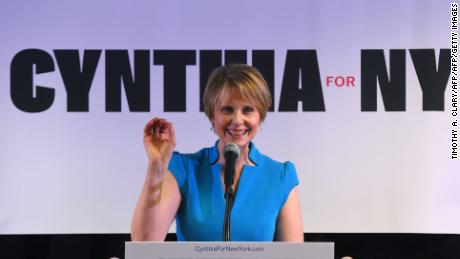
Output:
[209, 140, 261, 167]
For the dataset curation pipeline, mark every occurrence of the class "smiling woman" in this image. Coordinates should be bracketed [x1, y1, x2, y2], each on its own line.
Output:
[203, 65, 271, 156]
[131, 64, 304, 242]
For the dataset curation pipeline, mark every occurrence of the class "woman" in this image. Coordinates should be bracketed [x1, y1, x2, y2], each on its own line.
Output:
[131, 64, 303, 241]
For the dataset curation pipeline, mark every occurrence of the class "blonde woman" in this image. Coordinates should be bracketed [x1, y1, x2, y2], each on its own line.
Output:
[131, 64, 303, 241]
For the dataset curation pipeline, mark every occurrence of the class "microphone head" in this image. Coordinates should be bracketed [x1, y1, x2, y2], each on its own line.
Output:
[223, 143, 240, 158]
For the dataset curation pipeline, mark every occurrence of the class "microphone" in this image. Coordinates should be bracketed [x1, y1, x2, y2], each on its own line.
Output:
[223, 143, 240, 190]
[222, 143, 239, 241]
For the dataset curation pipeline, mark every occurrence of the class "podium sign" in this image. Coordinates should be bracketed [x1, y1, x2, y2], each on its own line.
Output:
[126, 242, 334, 259]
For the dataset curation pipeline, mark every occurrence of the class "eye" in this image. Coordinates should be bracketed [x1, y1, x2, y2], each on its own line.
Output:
[243, 106, 255, 114]
[221, 106, 233, 114]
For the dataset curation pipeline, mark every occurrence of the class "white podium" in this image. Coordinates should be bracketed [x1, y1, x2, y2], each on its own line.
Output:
[126, 242, 334, 259]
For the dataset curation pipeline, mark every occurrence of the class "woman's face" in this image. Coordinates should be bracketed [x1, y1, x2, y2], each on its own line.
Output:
[211, 91, 261, 150]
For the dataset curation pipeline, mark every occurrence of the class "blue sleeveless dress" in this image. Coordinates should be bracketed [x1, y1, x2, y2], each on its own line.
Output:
[168, 141, 299, 241]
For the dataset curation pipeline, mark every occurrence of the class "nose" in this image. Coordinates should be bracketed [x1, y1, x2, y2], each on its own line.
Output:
[231, 110, 244, 124]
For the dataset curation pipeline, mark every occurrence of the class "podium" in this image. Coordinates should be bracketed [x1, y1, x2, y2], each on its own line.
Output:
[126, 242, 334, 259]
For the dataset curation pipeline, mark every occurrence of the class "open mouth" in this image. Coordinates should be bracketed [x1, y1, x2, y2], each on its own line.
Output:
[225, 128, 249, 137]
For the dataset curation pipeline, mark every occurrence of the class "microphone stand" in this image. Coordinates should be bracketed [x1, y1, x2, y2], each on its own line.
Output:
[223, 185, 234, 241]
[222, 143, 239, 242]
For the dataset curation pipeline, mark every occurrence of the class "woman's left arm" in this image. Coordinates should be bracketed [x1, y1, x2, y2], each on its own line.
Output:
[275, 186, 304, 242]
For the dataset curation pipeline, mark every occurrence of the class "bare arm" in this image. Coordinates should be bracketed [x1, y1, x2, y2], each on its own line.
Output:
[275, 186, 304, 242]
[131, 118, 181, 241]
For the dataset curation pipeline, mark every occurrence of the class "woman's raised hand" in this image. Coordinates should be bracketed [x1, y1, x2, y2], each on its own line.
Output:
[143, 118, 176, 172]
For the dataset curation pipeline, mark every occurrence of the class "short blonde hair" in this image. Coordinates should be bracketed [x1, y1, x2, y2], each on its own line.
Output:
[203, 64, 272, 121]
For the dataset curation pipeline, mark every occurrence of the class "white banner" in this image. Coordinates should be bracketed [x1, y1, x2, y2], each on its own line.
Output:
[0, 0, 458, 234]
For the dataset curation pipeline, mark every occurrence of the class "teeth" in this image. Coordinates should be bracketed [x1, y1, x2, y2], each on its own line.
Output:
[226, 129, 248, 137]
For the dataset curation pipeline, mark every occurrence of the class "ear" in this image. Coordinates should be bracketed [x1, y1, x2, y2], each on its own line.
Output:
[210, 118, 215, 131]
[259, 114, 264, 124]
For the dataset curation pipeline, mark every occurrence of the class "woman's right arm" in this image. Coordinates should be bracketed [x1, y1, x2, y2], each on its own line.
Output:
[131, 118, 182, 241]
